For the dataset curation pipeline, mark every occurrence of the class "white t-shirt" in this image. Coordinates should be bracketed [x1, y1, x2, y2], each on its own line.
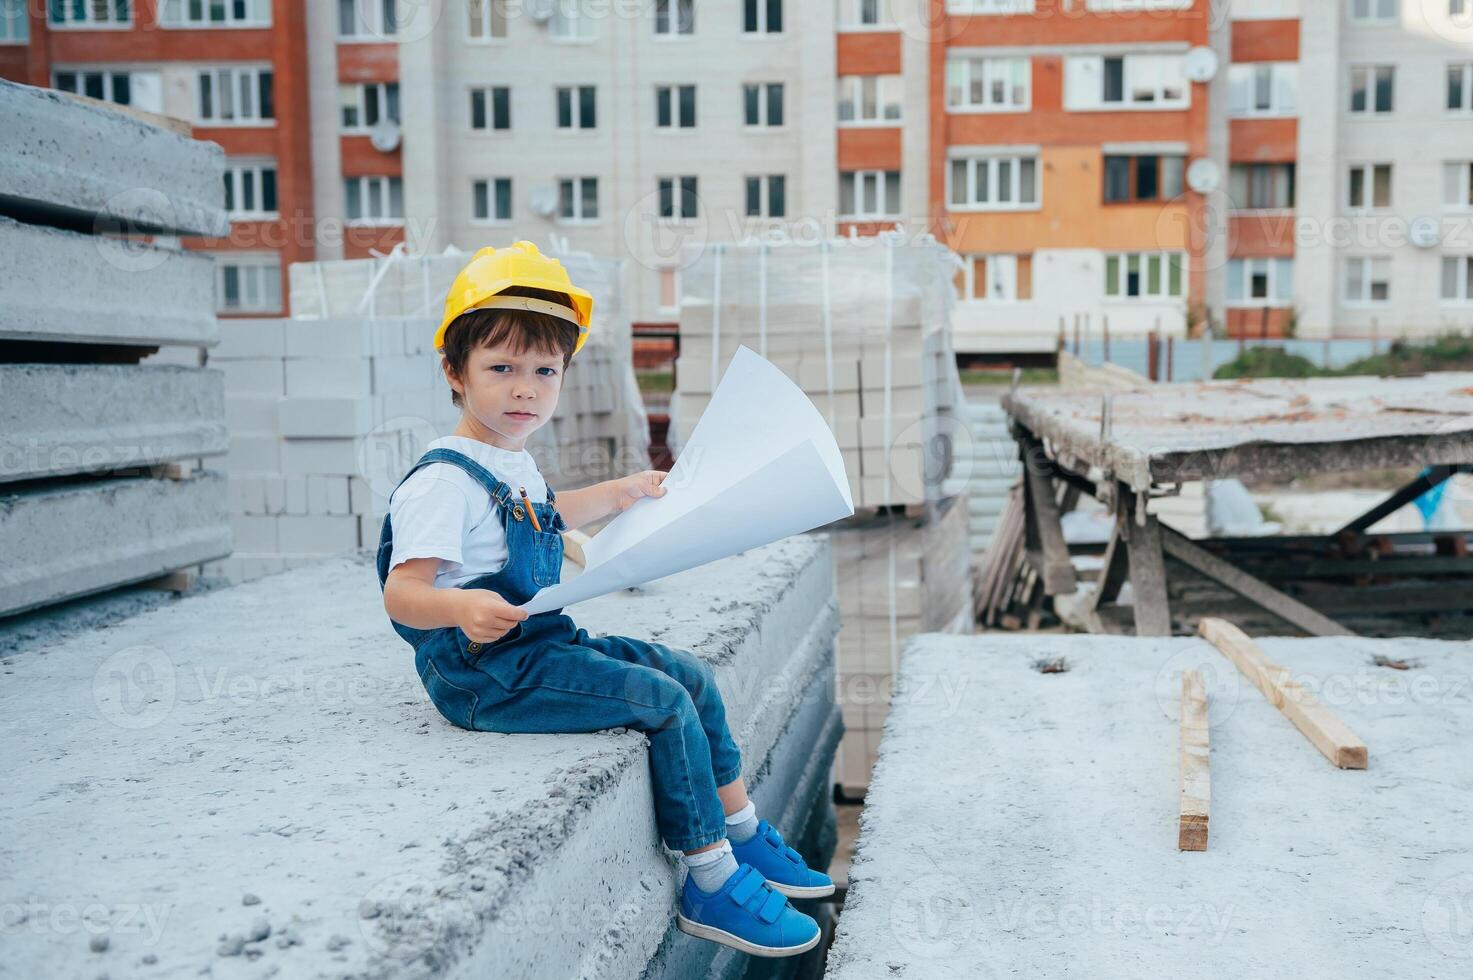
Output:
[387, 436, 548, 589]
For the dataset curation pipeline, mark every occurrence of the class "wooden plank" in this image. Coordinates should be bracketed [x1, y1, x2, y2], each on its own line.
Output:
[1086, 514, 1129, 613]
[1122, 490, 1172, 636]
[1162, 526, 1354, 637]
[561, 529, 592, 568]
[1198, 618, 1369, 770]
[1022, 460, 1077, 596]
[1178, 669, 1210, 852]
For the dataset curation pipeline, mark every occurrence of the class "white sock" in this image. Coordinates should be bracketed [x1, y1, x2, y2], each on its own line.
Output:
[725, 801, 759, 844]
[684, 840, 739, 894]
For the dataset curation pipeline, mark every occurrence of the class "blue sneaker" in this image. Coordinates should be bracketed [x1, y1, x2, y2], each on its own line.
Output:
[677, 863, 820, 957]
[730, 820, 835, 899]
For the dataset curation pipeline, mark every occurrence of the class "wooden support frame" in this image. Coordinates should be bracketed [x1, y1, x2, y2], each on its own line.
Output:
[1120, 486, 1172, 636]
[1336, 465, 1463, 535]
[1019, 439, 1077, 597]
[1199, 618, 1368, 769]
[1178, 669, 1210, 852]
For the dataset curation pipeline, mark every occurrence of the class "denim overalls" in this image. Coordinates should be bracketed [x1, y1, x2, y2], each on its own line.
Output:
[375, 448, 743, 852]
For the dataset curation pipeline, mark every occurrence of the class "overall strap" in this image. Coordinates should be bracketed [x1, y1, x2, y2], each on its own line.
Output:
[391, 448, 516, 511]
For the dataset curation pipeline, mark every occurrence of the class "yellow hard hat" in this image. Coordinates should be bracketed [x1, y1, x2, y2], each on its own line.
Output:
[435, 241, 594, 355]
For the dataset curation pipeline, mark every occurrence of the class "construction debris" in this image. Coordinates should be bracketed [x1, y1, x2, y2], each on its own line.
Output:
[1178, 669, 1210, 852]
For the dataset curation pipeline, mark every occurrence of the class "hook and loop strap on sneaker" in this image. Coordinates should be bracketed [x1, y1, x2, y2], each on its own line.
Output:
[757, 889, 787, 924]
[761, 823, 803, 865]
[728, 866, 765, 907]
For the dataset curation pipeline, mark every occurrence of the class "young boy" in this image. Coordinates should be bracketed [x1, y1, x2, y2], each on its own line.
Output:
[376, 242, 833, 958]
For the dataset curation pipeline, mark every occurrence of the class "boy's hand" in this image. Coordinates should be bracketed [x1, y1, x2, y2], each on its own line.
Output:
[611, 470, 668, 513]
[456, 589, 528, 644]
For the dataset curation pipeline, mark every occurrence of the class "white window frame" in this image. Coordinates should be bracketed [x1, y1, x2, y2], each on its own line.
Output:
[1444, 162, 1473, 209]
[469, 85, 511, 131]
[344, 175, 404, 224]
[337, 0, 399, 39]
[52, 68, 139, 107]
[557, 176, 599, 223]
[1065, 53, 1189, 111]
[1346, 162, 1393, 211]
[48, 0, 131, 28]
[1441, 255, 1473, 304]
[549, 0, 597, 42]
[839, 169, 901, 219]
[466, 0, 508, 41]
[956, 254, 1031, 304]
[837, 0, 890, 30]
[1228, 62, 1297, 118]
[653, 0, 694, 36]
[1348, 0, 1398, 24]
[1343, 256, 1391, 305]
[471, 177, 513, 224]
[196, 66, 274, 126]
[158, 0, 271, 27]
[742, 0, 782, 34]
[946, 56, 1030, 112]
[1226, 257, 1293, 307]
[948, 154, 1040, 211]
[215, 253, 282, 314]
[944, 0, 1034, 12]
[1448, 64, 1473, 114]
[837, 75, 903, 125]
[656, 84, 697, 129]
[556, 85, 597, 130]
[744, 174, 787, 217]
[742, 82, 784, 127]
[1, 0, 29, 41]
[1104, 251, 1187, 300]
[339, 81, 399, 133]
[223, 159, 278, 219]
[1349, 64, 1395, 114]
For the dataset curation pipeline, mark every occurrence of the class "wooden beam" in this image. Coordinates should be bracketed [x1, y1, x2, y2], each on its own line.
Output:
[561, 529, 592, 568]
[1085, 514, 1129, 613]
[1022, 456, 1077, 596]
[1161, 526, 1354, 637]
[1121, 489, 1172, 636]
[1198, 618, 1369, 770]
[1337, 465, 1459, 534]
[1178, 669, 1210, 852]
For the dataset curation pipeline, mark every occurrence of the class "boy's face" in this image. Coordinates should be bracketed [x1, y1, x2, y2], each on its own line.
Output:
[445, 338, 564, 452]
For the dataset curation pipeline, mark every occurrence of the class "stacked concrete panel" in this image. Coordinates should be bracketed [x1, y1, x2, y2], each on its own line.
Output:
[0, 80, 230, 617]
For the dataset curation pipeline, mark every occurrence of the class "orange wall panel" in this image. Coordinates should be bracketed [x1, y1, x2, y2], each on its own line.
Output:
[193, 127, 279, 156]
[1229, 213, 1296, 258]
[836, 32, 901, 75]
[344, 224, 405, 258]
[838, 127, 902, 171]
[340, 135, 403, 177]
[1231, 18, 1299, 62]
[337, 43, 398, 83]
[944, 0, 1210, 47]
[1226, 307, 1294, 338]
[1229, 118, 1297, 163]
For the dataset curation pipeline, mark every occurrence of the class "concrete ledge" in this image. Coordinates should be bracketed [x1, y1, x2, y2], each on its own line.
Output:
[0, 472, 230, 616]
[0, 217, 219, 348]
[0, 365, 228, 483]
[0, 79, 227, 237]
[1, 536, 840, 979]
[826, 633, 1473, 979]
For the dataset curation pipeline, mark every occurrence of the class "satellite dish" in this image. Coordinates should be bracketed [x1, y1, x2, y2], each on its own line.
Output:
[1409, 216, 1441, 249]
[369, 121, 401, 153]
[529, 185, 559, 218]
[1187, 158, 1221, 194]
[1184, 47, 1219, 83]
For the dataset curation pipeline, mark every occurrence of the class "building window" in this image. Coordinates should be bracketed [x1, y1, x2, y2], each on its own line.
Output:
[1228, 163, 1295, 210]
[1349, 65, 1394, 114]
[1228, 63, 1297, 117]
[948, 155, 1039, 210]
[654, 0, 694, 35]
[158, 0, 270, 26]
[1226, 258, 1292, 307]
[53, 69, 160, 110]
[467, 0, 507, 39]
[1444, 162, 1473, 208]
[1442, 255, 1473, 302]
[656, 85, 697, 128]
[1449, 64, 1473, 113]
[840, 170, 900, 218]
[944, 0, 1034, 11]
[946, 57, 1029, 111]
[1104, 252, 1185, 299]
[743, 82, 784, 126]
[745, 174, 786, 217]
[197, 67, 274, 124]
[837, 0, 888, 28]
[470, 86, 510, 130]
[1103, 154, 1185, 203]
[47, 0, 130, 26]
[1066, 54, 1188, 110]
[1, 0, 28, 40]
[1347, 163, 1392, 210]
[1348, 0, 1398, 24]
[956, 254, 1033, 303]
[472, 178, 512, 222]
[743, 0, 781, 33]
[658, 266, 680, 313]
[340, 82, 399, 132]
[1344, 256, 1391, 303]
[549, 0, 596, 40]
[557, 177, 598, 221]
[216, 254, 282, 314]
[223, 160, 278, 218]
[344, 176, 404, 222]
[337, 0, 397, 37]
[556, 86, 596, 129]
[657, 176, 699, 218]
[837, 75, 903, 124]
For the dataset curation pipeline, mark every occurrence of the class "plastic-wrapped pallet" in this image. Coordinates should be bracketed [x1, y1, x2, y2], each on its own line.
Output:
[671, 238, 967, 510]
[829, 493, 973, 797]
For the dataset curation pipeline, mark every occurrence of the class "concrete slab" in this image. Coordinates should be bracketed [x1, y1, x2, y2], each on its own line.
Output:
[0, 217, 219, 348]
[1, 536, 840, 979]
[0, 472, 231, 616]
[0, 79, 226, 237]
[826, 633, 1473, 980]
[0, 364, 228, 483]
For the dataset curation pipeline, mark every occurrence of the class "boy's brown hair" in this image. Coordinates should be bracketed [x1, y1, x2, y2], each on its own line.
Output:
[439, 285, 581, 407]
